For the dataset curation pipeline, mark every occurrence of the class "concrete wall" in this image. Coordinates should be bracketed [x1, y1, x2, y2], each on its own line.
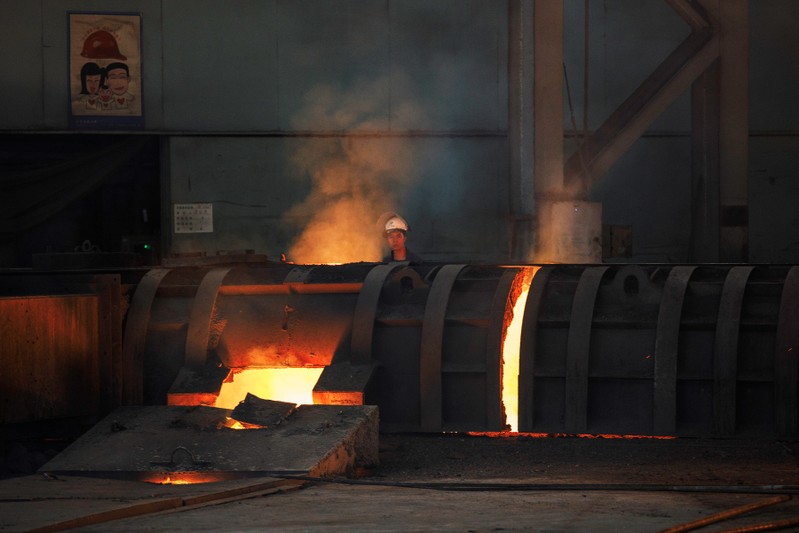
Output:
[1, 1, 798, 264]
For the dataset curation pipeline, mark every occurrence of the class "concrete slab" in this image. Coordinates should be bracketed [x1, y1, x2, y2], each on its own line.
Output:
[39, 404, 379, 482]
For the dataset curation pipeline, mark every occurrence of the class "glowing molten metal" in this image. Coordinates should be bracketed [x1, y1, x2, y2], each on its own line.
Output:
[214, 367, 324, 410]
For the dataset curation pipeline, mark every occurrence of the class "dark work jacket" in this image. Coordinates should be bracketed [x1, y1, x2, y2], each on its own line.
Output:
[382, 248, 423, 265]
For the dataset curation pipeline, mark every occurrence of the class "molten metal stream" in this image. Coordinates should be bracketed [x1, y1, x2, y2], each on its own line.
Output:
[501, 267, 538, 432]
[214, 266, 541, 431]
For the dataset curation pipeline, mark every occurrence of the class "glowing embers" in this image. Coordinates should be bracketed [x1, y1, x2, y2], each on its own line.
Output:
[140, 472, 242, 485]
[214, 367, 325, 410]
[222, 417, 248, 430]
[469, 431, 678, 440]
[500, 267, 538, 432]
[158, 476, 190, 485]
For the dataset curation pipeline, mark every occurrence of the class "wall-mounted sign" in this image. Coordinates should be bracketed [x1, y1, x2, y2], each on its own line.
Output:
[68, 12, 143, 130]
[174, 203, 214, 234]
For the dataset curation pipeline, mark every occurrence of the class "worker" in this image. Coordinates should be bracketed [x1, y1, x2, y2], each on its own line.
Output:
[381, 213, 423, 264]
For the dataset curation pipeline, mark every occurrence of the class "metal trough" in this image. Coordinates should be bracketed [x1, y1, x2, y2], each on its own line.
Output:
[122, 262, 524, 433]
[6, 261, 796, 439]
[518, 264, 799, 438]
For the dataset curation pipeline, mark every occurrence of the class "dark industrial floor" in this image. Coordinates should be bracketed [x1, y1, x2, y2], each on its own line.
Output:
[3, 430, 799, 532]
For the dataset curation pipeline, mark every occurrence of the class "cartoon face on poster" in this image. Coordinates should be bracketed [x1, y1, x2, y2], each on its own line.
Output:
[68, 12, 143, 129]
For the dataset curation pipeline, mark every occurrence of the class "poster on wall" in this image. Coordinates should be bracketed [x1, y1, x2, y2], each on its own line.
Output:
[68, 12, 143, 130]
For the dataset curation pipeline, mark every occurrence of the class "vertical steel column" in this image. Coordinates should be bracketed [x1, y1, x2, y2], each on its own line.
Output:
[508, 0, 536, 261]
[533, 0, 564, 199]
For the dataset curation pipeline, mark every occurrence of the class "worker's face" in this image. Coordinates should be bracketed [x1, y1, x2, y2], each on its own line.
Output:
[386, 230, 406, 252]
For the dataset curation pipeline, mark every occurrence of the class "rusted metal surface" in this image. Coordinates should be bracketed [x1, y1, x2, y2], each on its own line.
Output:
[1, 295, 100, 423]
[0, 273, 125, 424]
[214, 264, 370, 369]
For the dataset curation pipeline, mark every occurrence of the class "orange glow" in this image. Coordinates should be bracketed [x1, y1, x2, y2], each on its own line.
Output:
[167, 392, 219, 407]
[312, 390, 365, 405]
[469, 432, 677, 440]
[501, 267, 538, 432]
[140, 472, 241, 485]
[159, 476, 190, 485]
[285, 186, 387, 264]
[222, 417, 247, 430]
[214, 367, 324, 409]
[284, 133, 415, 264]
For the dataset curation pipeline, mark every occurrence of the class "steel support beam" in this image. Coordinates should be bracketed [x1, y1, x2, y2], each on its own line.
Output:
[716, 0, 750, 262]
[533, 0, 564, 199]
[564, 27, 720, 188]
[508, 0, 536, 261]
[690, 60, 721, 261]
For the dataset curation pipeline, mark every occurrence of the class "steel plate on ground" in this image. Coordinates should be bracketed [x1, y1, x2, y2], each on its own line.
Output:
[39, 404, 379, 480]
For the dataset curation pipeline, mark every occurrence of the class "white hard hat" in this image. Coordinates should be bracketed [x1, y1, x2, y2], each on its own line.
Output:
[384, 215, 409, 233]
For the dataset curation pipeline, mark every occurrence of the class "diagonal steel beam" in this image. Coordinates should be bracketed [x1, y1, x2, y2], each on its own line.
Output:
[664, 0, 711, 29]
[564, 1, 719, 189]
